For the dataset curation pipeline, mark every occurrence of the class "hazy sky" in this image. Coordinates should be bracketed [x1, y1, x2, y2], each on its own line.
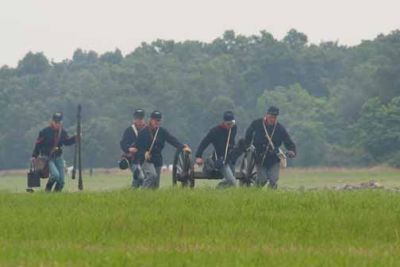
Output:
[0, 0, 399, 67]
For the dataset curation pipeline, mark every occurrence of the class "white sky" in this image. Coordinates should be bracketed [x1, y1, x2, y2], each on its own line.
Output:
[0, 0, 399, 67]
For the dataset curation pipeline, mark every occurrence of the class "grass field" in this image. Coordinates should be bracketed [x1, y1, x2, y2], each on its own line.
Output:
[0, 168, 400, 266]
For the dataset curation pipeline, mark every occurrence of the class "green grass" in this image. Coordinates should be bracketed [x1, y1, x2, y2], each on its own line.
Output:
[0, 168, 400, 266]
[0, 189, 400, 266]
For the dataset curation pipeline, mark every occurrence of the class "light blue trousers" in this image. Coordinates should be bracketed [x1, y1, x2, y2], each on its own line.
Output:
[46, 156, 65, 192]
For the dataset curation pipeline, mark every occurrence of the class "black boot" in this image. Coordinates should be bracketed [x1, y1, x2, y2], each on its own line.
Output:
[45, 181, 54, 192]
[54, 183, 63, 192]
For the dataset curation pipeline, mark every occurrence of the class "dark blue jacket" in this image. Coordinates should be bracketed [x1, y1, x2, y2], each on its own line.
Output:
[120, 125, 143, 163]
[195, 124, 237, 160]
[120, 125, 139, 154]
[32, 126, 76, 157]
[134, 126, 184, 167]
[245, 119, 296, 166]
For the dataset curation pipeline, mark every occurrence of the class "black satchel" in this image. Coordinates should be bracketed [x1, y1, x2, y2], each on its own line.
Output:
[27, 162, 41, 188]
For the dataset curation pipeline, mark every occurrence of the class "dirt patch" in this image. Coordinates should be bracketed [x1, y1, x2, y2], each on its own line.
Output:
[334, 180, 384, 190]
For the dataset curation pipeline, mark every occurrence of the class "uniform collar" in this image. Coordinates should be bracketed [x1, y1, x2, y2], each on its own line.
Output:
[219, 123, 230, 130]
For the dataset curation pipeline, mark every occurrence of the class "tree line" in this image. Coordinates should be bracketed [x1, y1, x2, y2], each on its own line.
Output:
[1, 29, 399, 169]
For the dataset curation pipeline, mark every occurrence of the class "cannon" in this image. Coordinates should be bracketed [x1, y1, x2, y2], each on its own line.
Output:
[171, 145, 257, 188]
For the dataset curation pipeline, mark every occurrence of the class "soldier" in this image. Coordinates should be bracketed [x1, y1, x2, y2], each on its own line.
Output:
[245, 106, 296, 189]
[120, 108, 146, 188]
[195, 111, 237, 188]
[31, 112, 77, 192]
[134, 111, 191, 189]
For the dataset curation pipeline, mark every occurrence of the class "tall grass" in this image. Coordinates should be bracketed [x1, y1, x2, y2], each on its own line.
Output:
[0, 189, 399, 266]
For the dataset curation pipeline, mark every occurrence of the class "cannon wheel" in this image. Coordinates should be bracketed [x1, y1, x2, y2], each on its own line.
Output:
[172, 150, 195, 188]
[239, 147, 257, 186]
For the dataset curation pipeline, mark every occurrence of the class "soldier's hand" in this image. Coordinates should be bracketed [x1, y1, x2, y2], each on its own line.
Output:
[182, 144, 191, 153]
[129, 147, 138, 154]
[195, 157, 203, 166]
[287, 150, 296, 158]
[30, 157, 36, 162]
[145, 151, 151, 161]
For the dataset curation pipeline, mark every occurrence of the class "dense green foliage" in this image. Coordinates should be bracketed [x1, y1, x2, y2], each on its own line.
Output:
[1, 29, 400, 169]
[0, 189, 399, 266]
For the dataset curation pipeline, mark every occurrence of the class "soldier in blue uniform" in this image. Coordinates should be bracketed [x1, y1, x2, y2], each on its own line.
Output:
[245, 106, 296, 189]
[134, 111, 191, 189]
[31, 112, 77, 192]
[195, 111, 238, 188]
[120, 109, 146, 188]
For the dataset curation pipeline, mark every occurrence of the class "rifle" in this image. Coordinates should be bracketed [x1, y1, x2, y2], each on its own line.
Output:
[72, 122, 77, 180]
[72, 104, 83, 190]
[77, 104, 83, 190]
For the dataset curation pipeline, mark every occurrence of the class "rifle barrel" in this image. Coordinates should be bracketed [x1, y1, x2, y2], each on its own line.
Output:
[72, 107, 79, 180]
[77, 104, 83, 191]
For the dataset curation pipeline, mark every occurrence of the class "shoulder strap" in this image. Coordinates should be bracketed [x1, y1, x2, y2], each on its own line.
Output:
[263, 121, 277, 151]
[50, 127, 62, 157]
[53, 127, 62, 148]
[223, 128, 232, 163]
[148, 127, 160, 154]
[131, 124, 138, 137]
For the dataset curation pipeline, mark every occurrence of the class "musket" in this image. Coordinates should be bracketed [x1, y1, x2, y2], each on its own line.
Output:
[72, 111, 78, 180]
[77, 104, 83, 190]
